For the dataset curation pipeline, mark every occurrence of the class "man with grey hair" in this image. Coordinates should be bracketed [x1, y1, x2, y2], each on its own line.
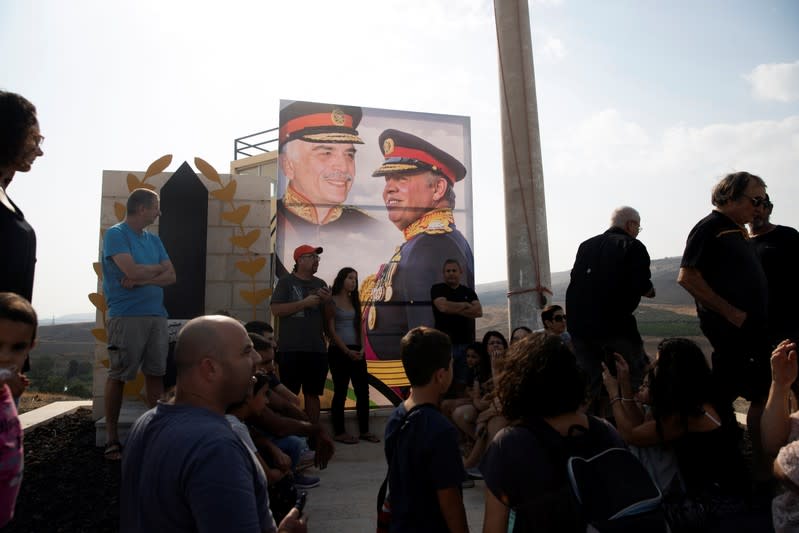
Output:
[276, 101, 380, 277]
[102, 188, 176, 460]
[678, 171, 770, 445]
[566, 206, 655, 414]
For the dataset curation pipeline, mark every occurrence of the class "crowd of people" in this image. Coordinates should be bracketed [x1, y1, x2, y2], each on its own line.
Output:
[384, 171, 796, 532]
[2, 86, 798, 533]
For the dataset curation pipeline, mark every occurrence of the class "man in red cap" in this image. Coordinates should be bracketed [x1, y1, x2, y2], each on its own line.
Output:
[276, 101, 380, 276]
[270, 244, 331, 423]
[362, 129, 475, 370]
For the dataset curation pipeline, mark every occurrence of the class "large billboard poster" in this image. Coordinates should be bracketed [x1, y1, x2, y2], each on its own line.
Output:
[276, 99, 473, 404]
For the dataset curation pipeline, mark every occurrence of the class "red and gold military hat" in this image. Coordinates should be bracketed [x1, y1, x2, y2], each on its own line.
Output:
[279, 101, 364, 145]
[371, 129, 467, 185]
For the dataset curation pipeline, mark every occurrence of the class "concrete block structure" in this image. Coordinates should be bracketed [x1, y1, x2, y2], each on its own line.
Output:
[92, 154, 277, 442]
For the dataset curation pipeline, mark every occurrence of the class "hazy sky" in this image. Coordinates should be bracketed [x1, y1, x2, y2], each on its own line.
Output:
[2, 0, 798, 319]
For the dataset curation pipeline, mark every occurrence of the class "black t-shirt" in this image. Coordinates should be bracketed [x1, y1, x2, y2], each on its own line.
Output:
[680, 211, 768, 342]
[430, 283, 479, 344]
[271, 274, 328, 353]
[481, 416, 624, 532]
[0, 196, 36, 302]
[384, 403, 464, 533]
[751, 225, 799, 343]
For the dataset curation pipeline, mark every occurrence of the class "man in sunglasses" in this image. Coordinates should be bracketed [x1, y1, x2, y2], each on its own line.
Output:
[678, 171, 770, 459]
[749, 193, 799, 346]
[540, 305, 568, 339]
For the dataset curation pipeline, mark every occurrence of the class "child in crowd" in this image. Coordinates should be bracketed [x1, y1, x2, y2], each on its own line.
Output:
[227, 374, 303, 523]
[384, 327, 469, 533]
[444, 342, 493, 436]
[250, 333, 303, 416]
[462, 332, 509, 477]
[614, 367, 682, 494]
[249, 333, 316, 472]
[0, 292, 36, 527]
[226, 374, 291, 485]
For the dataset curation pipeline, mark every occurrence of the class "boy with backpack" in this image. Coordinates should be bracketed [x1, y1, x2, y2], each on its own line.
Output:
[382, 327, 469, 533]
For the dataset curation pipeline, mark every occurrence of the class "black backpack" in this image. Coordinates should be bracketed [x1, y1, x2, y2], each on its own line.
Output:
[521, 417, 668, 533]
[376, 403, 435, 533]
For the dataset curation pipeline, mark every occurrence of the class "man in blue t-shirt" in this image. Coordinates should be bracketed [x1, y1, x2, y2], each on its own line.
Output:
[121, 315, 306, 532]
[101, 188, 176, 459]
[384, 327, 468, 533]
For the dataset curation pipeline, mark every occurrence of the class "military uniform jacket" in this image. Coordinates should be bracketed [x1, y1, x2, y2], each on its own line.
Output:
[275, 189, 382, 276]
[362, 209, 474, 360]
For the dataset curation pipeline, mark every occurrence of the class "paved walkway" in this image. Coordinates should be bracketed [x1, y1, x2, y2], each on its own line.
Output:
[305, 430, 485, 533]
[303, 411, 486, 531]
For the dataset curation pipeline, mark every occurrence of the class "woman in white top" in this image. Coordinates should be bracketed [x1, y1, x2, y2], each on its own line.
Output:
[325, 267, 378, 444]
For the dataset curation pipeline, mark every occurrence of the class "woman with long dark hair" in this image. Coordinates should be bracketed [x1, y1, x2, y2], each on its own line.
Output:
[324, 267, 378, 444]
[462, 331, 510, 476]
[482, 333, 625, 532]
[0, 91, 44, 303]
[603, 337, 750, 531]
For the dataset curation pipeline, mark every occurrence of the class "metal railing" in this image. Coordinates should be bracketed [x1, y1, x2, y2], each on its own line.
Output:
[234, 126, 279, 160]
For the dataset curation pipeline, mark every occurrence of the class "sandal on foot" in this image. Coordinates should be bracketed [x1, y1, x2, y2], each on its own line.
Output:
[359, 432, 381, 443]
[104, 440, 123, 461]
[333, 433, 359, 444]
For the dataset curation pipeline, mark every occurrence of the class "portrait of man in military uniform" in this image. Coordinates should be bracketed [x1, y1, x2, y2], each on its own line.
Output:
[276, 101, 382, 277]
[361, 129, 475, 361]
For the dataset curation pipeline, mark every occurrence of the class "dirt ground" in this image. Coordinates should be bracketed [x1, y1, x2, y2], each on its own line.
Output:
[7, 408, 120, 532]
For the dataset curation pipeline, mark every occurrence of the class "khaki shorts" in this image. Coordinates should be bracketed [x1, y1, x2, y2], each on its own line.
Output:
[107, 316, 168, 382]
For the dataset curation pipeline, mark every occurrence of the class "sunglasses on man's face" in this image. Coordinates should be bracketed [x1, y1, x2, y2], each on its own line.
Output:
[552, 315, 566, 322]
[743, 194, 771, 208]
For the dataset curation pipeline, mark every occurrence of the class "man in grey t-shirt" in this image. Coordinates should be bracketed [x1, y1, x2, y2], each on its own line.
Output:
[271, 244, 331, 424]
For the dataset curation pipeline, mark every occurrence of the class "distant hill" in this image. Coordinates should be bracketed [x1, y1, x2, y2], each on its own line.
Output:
[476, 256, 691, 307]
[475, 256, 698, 338]
[35, 313, 96, 326]
[30, 255, 696, 364]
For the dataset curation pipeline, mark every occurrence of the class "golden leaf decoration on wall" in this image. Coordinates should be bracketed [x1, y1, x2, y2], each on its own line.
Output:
[123, 373, 148, 401]
[114, 202, 126, 221]
[240, 288, 272, 306]
[235, 257, 266, 277]
[93, 262, 102, 279]
[211, 180, 237, 203]
[91, 328, 108, 343]
[88, 293, 107, 312]
[144, 154, 173, 179]
[194, 157, 221, 184]
[127, 173, 143, 192]
[221, 205, 250, 225]
[230, 229, 260, 249]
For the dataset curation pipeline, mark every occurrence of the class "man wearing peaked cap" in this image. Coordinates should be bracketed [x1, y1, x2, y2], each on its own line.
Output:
[276, 101, 381, 276]
[361, 129, 475, 364]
